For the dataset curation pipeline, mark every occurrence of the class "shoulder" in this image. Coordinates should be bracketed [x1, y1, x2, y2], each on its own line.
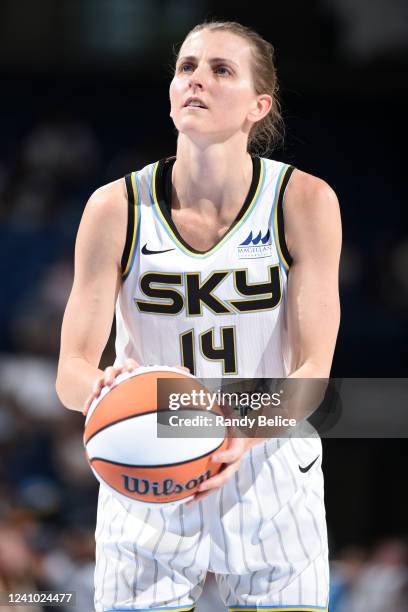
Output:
[82, 178, 129, 238]
[285, 168, 339, 217]
[86, 177, 128, 219]
[283, 169, 342, 261]
[76, 178, 129, 266]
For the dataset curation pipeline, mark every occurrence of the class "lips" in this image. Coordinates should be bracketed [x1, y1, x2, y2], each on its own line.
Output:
[183, 96, 208, 109]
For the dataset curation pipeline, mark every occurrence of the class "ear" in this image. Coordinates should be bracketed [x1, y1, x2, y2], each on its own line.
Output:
[247, 94, 273, 124]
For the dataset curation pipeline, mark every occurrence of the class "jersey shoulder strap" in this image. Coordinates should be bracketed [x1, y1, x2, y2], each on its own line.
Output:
[274, 164, 295, 270]
[121, 172, 140, 280]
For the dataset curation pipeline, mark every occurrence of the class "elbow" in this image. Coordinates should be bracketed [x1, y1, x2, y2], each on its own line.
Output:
[55, 377, 66, 409]
[291, 357, 333, 379]
[55, 368, 71, 410]
[55, 376, 63, 405]
[307, 360, 332, 379]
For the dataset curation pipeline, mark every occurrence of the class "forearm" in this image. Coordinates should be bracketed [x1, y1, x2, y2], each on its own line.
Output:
[56, 357, 103, 412]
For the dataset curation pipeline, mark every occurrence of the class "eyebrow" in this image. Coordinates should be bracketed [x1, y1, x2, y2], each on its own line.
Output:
[177, 55, 239, 68]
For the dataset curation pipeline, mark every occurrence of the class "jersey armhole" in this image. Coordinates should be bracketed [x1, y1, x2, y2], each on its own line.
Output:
[121, 172, 139, 280]
[276, 165, 295, 270]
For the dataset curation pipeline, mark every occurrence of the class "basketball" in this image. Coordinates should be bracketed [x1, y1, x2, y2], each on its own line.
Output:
[83, 366, 228, 506]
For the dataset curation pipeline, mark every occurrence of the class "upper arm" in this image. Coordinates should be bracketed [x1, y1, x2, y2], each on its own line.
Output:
[283, 170, 342, 376]
[58, 179, 128, 367]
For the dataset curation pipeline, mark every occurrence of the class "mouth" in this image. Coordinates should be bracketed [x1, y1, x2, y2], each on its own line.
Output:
[183, 97, 208, 109]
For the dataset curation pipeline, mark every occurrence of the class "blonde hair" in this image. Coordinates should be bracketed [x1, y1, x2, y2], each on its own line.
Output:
[174, 20, 284, 156]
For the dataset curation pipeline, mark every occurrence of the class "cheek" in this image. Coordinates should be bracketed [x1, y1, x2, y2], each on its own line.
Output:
[169, 79, 183, 119]
[234, 78, 255, 105]
[170, 78, 183, 102]
[222, 84, 254, 122]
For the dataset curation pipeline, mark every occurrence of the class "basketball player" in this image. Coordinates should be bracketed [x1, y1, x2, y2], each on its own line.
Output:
[56, 21, 341, 612]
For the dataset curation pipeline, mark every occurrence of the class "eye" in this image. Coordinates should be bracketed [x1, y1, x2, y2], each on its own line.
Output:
[214, 65, 231, 76]
[179, 62, 194, 73]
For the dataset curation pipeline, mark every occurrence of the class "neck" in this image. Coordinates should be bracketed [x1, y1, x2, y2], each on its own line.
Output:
[172, 135, 253, 214]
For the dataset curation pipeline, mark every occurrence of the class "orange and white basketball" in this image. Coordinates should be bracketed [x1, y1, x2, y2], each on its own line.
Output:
[83, 366, 228, 506]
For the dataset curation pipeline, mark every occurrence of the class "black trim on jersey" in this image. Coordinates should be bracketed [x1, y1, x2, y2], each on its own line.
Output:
[277, 165, 295, 268]
[155, 155, 261, 255]
[121, 173, 136, 275]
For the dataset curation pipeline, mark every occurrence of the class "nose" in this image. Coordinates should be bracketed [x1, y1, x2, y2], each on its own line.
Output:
[188, 63, 207, 90]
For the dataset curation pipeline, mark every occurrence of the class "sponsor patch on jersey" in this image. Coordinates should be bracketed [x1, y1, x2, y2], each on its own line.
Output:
[237, 229, 272, 259]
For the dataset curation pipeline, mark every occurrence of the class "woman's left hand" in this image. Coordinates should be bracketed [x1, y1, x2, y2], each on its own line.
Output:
[186, 435, 264, 504]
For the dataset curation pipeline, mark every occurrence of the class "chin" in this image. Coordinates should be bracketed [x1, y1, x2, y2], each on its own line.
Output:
[176, 121, 214, 140]
[175, 117, 243, 144]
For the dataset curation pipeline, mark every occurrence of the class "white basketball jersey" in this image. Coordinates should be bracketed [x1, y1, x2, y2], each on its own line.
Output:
[95, 157, 330, 612]
[115, 156, 295, 379]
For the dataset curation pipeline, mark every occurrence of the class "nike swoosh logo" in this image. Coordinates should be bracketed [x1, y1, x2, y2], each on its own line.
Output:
[142, 244, 176, 255]
[299, 455, 319, 473]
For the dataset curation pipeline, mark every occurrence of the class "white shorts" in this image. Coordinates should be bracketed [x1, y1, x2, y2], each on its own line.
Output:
[94, 436, 329, 612]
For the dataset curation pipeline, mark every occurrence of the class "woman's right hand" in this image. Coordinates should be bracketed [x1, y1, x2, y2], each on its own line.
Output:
[82, 361, 190, 416]
[83, 358, 140, 416]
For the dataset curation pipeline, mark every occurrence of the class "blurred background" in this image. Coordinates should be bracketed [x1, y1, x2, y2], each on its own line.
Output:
[0, 0, 407, 610]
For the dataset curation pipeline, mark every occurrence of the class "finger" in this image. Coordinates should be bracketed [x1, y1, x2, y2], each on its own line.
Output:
[186, 489, 214, 505]
[175, 365, 190, 373]
[92, 376, 105, 396]
[85, 364, 125, 416]
[212, 439, 247, 464]
[82, 395, 93, 416]
[83, 383, 104, 415]
[103, 366, 118, 386]
[197, 461, 240, 492]
[124, 359, 139, 371]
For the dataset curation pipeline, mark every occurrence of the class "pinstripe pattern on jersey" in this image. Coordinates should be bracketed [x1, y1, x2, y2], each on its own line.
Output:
[123, 171, 141, 280]
[235, 470, 251, 573]
[287, 439, 328, 608]
[276, 439, 314, 605]
[96, 445, 328, 610]
[288, 439, 328, 602]
[218, 485, 232, 573]
[151, 510, 167, 606]
[133, 509, 151, 601]
[216, 440, 327, 609]
[166, 505, 185, 604]
[289, 441, 319, 604]
[248, 448, 269, 567]
[271, 164, 293, 273]
[217, 484, 233, 603]
[101, 509, 120, 605]
[94, 491, 110, 610]
[149, 158, 266, 258]
[111, 504, 132, 608]
[262, 444, 294, 594]
[178, 501, 206, 607]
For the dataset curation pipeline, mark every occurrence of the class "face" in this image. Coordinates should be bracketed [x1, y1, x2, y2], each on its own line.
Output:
[169, 29, 271, 146]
